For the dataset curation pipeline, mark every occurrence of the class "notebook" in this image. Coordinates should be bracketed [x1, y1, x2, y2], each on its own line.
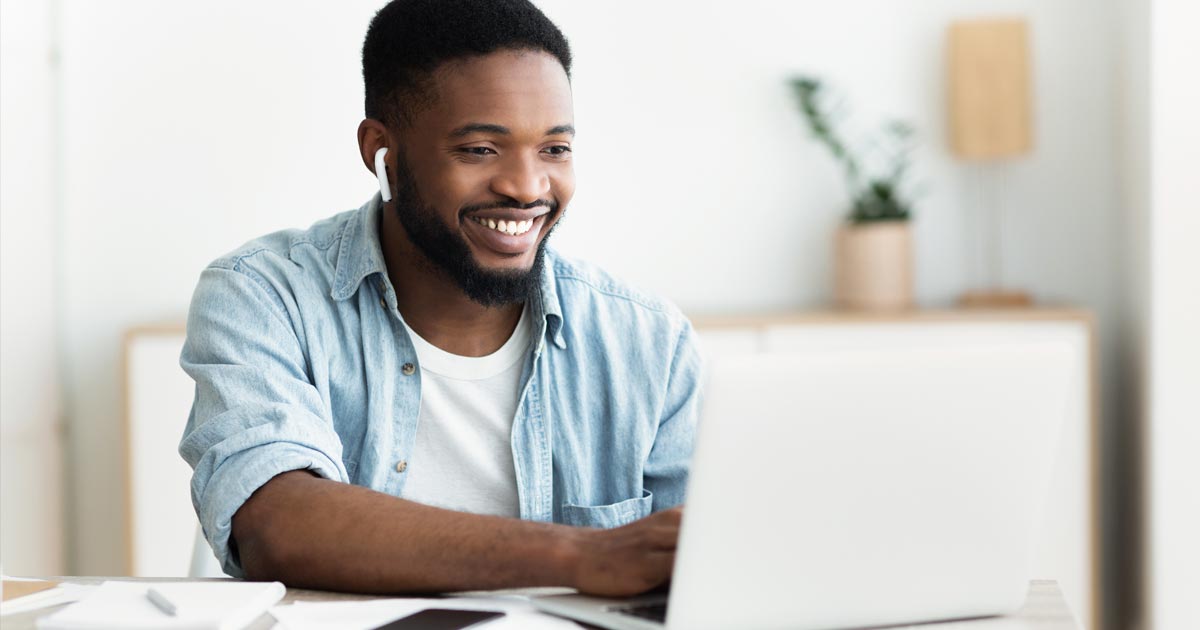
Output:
[2, 578, 97, 617]
[3, 579, 60, 602]
[36, 580, 286, 630]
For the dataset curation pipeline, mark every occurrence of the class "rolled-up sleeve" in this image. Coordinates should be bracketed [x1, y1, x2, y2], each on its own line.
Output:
[643, 318, 703, 511]
[179, 262, 348, 577]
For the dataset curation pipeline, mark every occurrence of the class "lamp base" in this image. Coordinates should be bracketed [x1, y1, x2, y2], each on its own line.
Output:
[957, 289, 1033, 308]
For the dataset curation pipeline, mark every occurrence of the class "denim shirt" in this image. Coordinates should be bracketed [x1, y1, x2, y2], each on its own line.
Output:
[179, 194, 702, 577]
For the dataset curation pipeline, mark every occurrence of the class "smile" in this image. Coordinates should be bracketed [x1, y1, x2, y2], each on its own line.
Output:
[469, 216, 536, 236]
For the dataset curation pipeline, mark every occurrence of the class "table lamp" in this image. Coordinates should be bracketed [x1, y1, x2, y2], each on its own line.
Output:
[948, 17, 1034, 307]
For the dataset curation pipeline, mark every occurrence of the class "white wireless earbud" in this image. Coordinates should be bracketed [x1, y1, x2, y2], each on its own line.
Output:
[374, 147, 392, 202]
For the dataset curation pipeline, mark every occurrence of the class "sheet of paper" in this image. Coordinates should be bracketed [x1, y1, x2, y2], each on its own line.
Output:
[36, 580, 285, 629]
[270, 595, 580, 630]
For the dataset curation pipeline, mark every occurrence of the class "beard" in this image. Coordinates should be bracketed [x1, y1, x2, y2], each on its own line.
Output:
[389, 155, 560, 308]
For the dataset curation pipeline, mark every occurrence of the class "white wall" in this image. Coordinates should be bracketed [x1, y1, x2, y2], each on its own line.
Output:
[1147, 1, 1200, 628]
[544, 0, 1119, 318]
[1114, 0, 1151, 625]
[0, 0, 65, 575]
[1117, 0, 1200, 627]
[57, 0, 379, 575]
[35, 3, 1123, 613]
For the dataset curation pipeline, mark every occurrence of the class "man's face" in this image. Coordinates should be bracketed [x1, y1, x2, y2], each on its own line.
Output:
[391, 50, 575, 306]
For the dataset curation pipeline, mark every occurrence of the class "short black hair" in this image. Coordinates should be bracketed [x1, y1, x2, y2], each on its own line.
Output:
[362, 0, 573, 127]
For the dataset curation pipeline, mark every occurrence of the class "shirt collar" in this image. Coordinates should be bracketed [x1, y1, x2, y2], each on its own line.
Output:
[330, 193, 389, 302]
[331, 193, 567, 350]
[536, 248, 567, 350]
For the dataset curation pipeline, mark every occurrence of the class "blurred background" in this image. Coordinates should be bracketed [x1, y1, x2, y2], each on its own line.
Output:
[1, 1, 1195, 629]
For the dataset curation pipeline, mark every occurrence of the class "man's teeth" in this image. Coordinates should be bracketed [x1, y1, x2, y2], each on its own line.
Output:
[471, 216, 536, 236]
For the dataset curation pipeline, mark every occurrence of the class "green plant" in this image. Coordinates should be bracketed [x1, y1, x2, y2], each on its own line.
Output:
[790, 77, 916, 224]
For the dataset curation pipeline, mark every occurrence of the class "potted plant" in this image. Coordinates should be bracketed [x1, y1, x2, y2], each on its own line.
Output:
[790, 77, 917, 311]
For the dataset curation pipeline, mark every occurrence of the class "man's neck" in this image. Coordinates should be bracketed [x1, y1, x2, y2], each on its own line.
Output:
[380, 205, 524, 358]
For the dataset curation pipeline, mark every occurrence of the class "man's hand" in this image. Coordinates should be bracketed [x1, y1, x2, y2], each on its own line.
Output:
[571, 507, 683, 597]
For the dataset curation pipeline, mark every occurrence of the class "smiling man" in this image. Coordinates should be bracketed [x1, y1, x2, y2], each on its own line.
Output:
[179, 0, 702, 595]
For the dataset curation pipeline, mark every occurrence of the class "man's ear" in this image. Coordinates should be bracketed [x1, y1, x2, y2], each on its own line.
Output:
[358, 119, 394, 202]
[357, 118, 391, 175]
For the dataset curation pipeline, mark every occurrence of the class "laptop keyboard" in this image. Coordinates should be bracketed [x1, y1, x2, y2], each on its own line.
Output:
[610, 601, 668, 623]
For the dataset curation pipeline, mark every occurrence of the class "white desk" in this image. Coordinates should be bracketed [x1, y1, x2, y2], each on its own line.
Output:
[4, 578, 1078, 629]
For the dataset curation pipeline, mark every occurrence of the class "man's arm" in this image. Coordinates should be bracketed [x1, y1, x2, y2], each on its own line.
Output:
[234, 470, 682, 596]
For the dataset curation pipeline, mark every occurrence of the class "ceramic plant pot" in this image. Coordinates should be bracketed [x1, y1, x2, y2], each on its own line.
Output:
[834, 221, 913, 311]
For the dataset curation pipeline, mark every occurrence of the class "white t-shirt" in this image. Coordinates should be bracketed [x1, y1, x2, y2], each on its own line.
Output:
[398, 307, 530, 518]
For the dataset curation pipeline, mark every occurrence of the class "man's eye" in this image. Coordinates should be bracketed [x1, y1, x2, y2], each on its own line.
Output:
[544, 145, 572, 156]
[460, 146, 496, 156]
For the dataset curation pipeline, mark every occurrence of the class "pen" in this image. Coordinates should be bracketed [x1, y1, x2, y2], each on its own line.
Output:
[146, 587, 177, 616]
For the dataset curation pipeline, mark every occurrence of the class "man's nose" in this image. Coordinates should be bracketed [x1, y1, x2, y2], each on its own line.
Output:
[490, 153, 550, 205]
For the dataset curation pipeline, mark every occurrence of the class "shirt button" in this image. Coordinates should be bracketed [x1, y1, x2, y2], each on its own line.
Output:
[395, 460, 408, 473]
[401, 362, 416, 376]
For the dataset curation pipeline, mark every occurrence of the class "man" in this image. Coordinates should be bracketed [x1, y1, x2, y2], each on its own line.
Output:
[179, 0, 702, 596]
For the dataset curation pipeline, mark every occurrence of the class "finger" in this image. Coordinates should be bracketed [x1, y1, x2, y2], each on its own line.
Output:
[644, 523, 681, 550]
[643, 506, 683, 526]
[642, 550, 676, 590]
[650, 548, 675, 565]
[664, 506, 683, 525]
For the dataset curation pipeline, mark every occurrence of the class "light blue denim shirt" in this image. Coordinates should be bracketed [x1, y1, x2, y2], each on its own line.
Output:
[179, 194, 702, 577]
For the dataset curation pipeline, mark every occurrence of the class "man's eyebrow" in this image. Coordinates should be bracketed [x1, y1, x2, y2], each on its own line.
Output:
[449, 123, 510, 138]
[448, 123, 575, 138]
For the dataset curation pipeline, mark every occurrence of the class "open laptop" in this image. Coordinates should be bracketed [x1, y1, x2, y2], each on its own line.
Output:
[533, 341, 1071, 629]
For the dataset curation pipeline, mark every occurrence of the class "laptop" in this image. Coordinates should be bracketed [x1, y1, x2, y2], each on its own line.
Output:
[533, 341, 1071, 629]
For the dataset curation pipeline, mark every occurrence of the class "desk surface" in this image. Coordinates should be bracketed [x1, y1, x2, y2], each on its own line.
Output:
[4, 578, 1080, 630]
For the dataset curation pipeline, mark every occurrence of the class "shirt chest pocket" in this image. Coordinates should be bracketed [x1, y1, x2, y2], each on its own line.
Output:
[561, 489, 654, 528]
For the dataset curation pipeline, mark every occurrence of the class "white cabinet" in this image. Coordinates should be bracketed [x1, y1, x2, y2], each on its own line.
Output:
[124, 327, 199, 577]
[693, 309, 1096, 630]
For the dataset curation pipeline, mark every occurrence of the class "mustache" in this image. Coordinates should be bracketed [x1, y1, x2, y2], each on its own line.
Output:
[459, 198, 558, 218]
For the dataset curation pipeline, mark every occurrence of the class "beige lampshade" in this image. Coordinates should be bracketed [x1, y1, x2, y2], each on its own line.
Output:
[947, 18, 1034, 160]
